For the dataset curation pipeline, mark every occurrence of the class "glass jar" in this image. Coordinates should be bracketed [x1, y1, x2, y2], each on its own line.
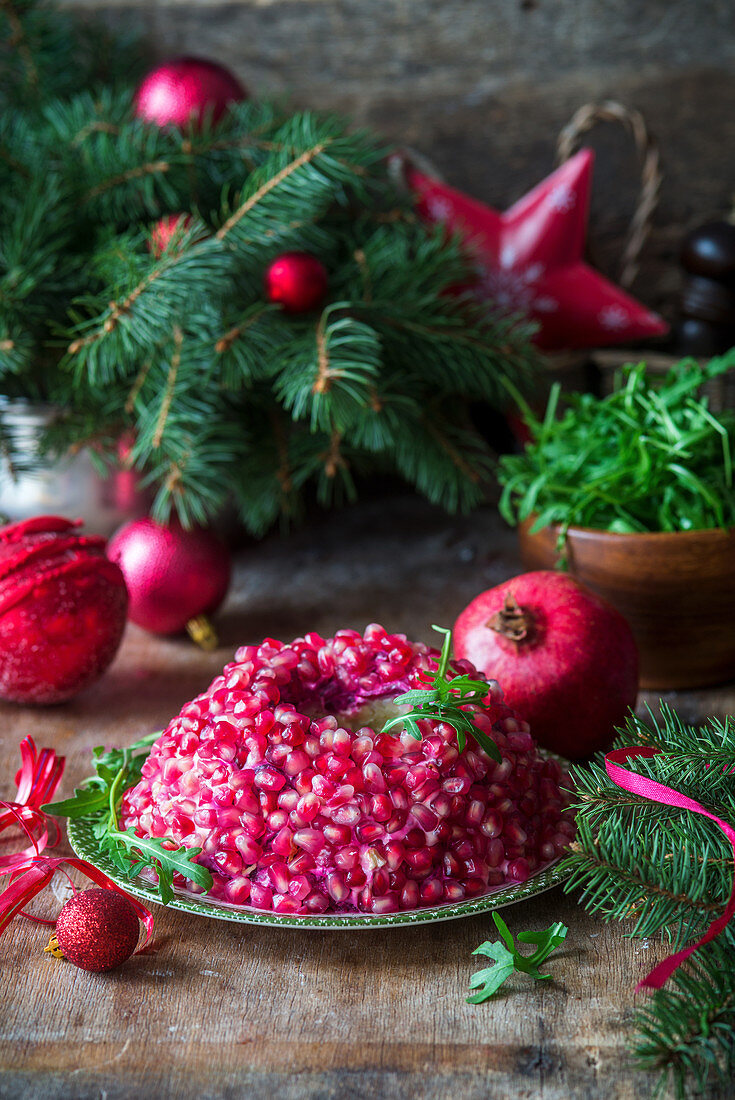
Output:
[0, 400, 150, 536]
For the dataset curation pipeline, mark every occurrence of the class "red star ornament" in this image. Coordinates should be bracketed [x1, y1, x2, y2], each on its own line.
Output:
[408, 149, 668, 351]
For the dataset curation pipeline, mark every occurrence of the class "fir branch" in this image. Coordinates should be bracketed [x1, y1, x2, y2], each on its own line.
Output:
[84, 158, 170, 201]
[152, 326, 183, 447]
[566, 707, 735, 1097]
[216, 141, 328, 241]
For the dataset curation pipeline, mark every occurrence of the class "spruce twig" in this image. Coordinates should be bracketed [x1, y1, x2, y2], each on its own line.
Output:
[565, 706, 735, 1097]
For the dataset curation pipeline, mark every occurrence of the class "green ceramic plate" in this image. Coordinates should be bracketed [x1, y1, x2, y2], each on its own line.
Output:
[67, 814, 569, 930]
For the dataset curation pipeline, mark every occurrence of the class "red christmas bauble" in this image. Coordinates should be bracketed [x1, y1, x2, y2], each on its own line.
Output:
[134, 57, 247, 129]
[0, 516, 128, 705]
[55, 889, 140, 972]
[149, 213, 193, 258]
[107, 517, 231, 636]
[264, 252, 328, 313]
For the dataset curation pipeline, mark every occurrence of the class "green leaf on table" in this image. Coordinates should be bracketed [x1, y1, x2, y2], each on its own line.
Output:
[467, 912, 568, 1003]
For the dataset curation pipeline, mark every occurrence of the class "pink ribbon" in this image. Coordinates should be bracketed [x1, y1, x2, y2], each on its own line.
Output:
[0, 736, 154, 947]
[606, 746, 735, 992]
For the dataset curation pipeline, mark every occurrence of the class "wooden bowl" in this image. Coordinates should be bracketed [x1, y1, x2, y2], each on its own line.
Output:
[518, 519, 735, 690]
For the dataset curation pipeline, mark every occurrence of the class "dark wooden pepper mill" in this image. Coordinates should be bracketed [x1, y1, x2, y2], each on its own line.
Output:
[677, 221, 735, 355]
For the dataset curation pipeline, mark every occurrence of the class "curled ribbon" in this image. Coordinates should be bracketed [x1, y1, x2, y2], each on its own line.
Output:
[0, 736, 153, 948]
[606, 746, 735, 992]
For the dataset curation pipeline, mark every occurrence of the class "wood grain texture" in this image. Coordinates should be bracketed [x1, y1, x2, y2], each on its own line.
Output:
[1, 497, 733, 1100]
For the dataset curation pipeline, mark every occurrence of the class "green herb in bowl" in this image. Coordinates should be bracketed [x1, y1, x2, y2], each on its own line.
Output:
[498, 352, 735, 546]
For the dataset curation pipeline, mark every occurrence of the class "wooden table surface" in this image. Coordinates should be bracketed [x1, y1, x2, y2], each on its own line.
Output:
[1, 498, 733, 1100]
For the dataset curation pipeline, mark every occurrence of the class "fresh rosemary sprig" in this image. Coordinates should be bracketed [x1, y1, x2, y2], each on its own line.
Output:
[44, 734, 213, 905]
[382, 625, 501, 762]
[498, 352, 735, 545]
[467, 912, 568, 1002]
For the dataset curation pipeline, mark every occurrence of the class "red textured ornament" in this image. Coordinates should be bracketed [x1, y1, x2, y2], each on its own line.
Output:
[149, 213, 193, 258]
[55, 889, 140, 972]
[0, 516, 128, 705]
[264, 252, 329, 313]
[134, 56, 247, 129]
[408, 150, 668, 351]
[107, 517, 231, 643]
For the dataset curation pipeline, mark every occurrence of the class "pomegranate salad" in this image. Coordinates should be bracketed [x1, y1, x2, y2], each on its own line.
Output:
[121, 625, 574, 915]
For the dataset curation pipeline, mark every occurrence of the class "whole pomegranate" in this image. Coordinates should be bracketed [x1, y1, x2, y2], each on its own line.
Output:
[454, 571, 639, 759]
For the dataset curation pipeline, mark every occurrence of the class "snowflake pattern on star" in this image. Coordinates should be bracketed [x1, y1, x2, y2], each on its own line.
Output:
[478, 262, 557, 318]
[425, 194, 453, 223]
[598, 304, 630, 331]
[549, 183, 577, 214]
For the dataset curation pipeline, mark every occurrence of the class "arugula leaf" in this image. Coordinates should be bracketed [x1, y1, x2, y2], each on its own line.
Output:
[382, 625, 501, 762]
[497, 353, 735, 542]
[467, 912, 568, 1003]
[43, 731, 213, 905]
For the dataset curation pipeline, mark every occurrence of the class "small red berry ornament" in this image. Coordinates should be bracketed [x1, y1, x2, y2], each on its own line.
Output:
[107, 517, 231, 649]
[149, 213, 193, 258]
[134, 57, 247, 129]
[53, 889, 140, 972]
[264, 252, 328, 313]
[0, 516, 128, 705]
[454, 571, 639, 760]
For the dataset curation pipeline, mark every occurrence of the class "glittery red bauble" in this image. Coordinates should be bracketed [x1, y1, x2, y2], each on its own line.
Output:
[264, 252, 329, 313]
[0, 516, 128, 705]
[149, 213, 193, 258]
[56, 889, 140, 972]
[134, 57, 247, 129]
[107, 518, 231, 635]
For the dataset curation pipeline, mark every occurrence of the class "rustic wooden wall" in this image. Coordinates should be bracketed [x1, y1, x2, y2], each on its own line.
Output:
[65, 0, 735, 315]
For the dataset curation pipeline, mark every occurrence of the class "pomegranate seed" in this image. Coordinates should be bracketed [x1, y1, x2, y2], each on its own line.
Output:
[289, 851, 315, 874]
[268, 862, 291, 893]
[372, 868, 390, 896]
[326, 872, 349, 903]
[385, 810, 407, 833]
[465, 800, 485, 827]
[405, 849, 433, 875]
[410, 804, 438, 832]
[295, 793, 320, 822]
[271, 826, 294, 857]
[334, 844, 360, 870]
[304, 891, 329, 913]
[400, 880, 420, 909]
[323, 823, 352, 846]
[486, 839, 505, 868]
[507, 858, 530, 882]
[225, 877, 252, 904]
[370, 795, 393, 822]
[331, 804, 361, 826]
[420, 878, 443, 904]
[288, 874, 312, 901]
[443, 881, 465, 902]
[294, 829, 325, 855]
[235, 834, 263, 864]
[480, 810, 503, 838]
[214, 850, 243, 877]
